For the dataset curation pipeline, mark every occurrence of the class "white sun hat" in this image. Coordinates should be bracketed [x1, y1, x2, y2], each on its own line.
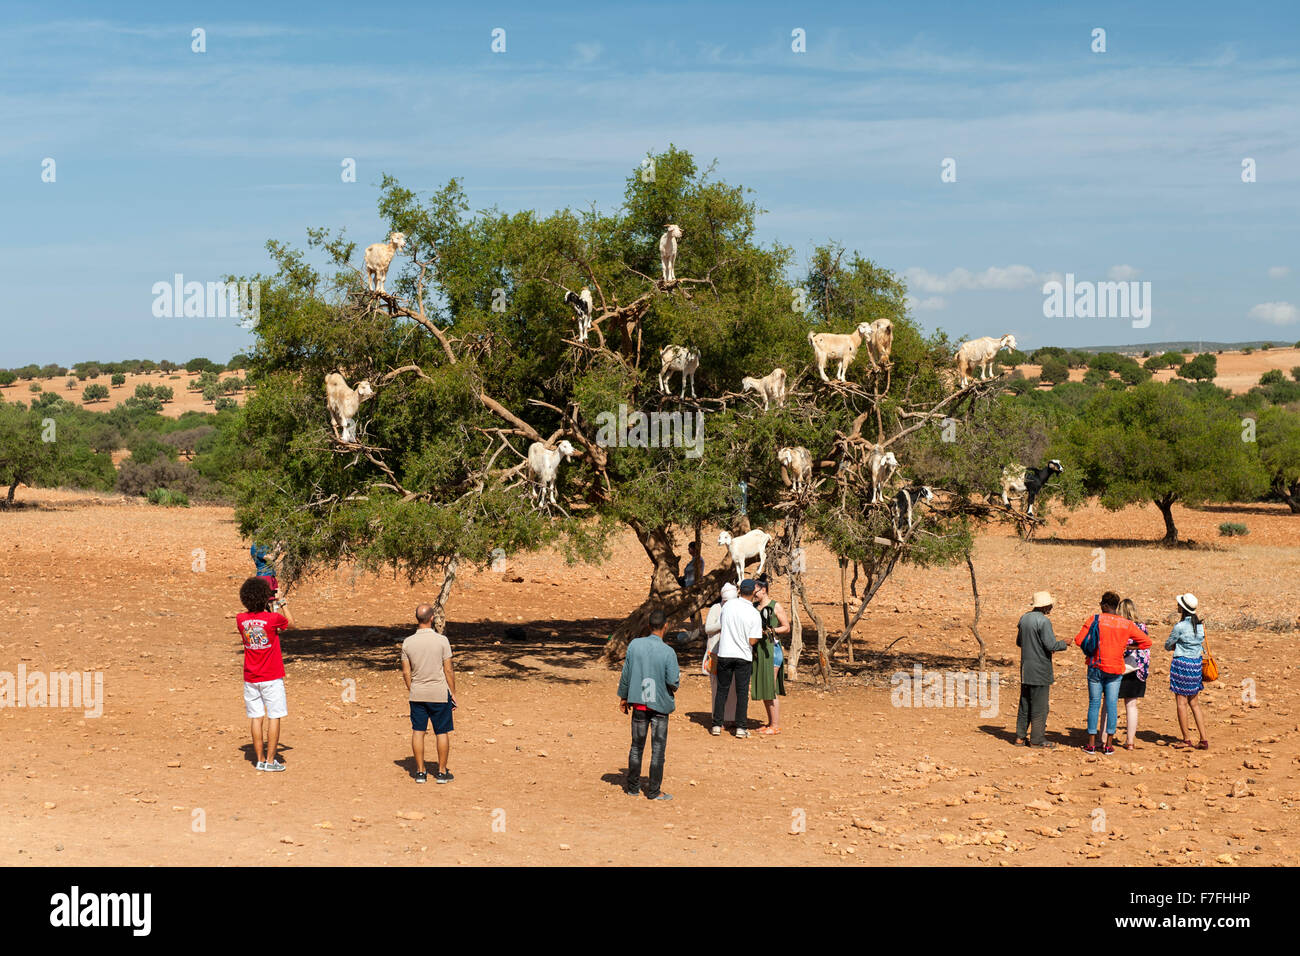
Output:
[1176, 593, 1199, 615]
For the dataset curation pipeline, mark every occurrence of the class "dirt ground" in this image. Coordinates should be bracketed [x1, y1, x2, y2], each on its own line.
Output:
[0, 369, 246, 418]
[1, 489, 1297, 867]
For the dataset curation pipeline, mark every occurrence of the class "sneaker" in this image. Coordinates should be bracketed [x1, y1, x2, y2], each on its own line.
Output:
[415, 771, 428, 784]
[648, 793, 673, 801]
[435, 771, 454, 784]
[1102, 743, 1115, 756]
[264, 760, 286, 772]
[734, 728, 749, 738]
[255, 761, 267, 771]
[624, 787, 640, 797]
[710, 726, 722, 736]
[1083, 744, 1096, 754]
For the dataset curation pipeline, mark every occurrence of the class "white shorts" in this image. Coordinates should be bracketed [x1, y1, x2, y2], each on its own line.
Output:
[244, 679, 288, 719]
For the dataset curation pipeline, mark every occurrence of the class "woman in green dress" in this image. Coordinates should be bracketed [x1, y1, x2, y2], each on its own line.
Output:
[751, 577, 789, 734]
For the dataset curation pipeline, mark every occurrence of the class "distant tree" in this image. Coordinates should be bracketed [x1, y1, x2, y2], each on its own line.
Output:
[186, 357, 221, 374]
[111, 372, 127, 388]
[1258, 406, 1300, 513]
[159, 360, 179, 373]
[65, 378, 77, 390]
[29, 382, 42, 393]
[1260, 369, 1285, 387]
[155, 385, 175, 403]
[1177, 353, 1217, 382]
[225, 353, 252, 371]
[82, 384, 110, 404]
[1058, 382, 1267, 543]
[0, 370, 15, 387]
[214, 396, 238, 412]
[1039, 356, 1069, 384]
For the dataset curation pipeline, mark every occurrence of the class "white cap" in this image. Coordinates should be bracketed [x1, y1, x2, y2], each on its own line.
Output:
[721, 583, 738, 601]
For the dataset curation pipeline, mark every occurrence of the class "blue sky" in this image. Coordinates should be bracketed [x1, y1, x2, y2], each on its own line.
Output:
[2, 0, 1297, 365]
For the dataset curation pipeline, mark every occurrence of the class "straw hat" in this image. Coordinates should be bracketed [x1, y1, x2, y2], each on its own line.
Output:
[1031, 591, 1054, 609]
[1176, 593, 1198, 615]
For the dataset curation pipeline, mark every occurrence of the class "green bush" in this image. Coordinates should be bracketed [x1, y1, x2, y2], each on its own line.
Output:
[0, 370, 15, 387]
[147, 487, 190, 507]
[1039, 356, 1069, 384]
[81, 384, 110, 404]
[111, 373, 127, 388]
[1178, 353, 1218, 382]
[214, 396, 238, 412]
[117, 456, 208, 498]
[1260, 369, 1285, 387]
[1290, 366, 1300, 383]
[29, 382, 42, 393]
[1218, 522, 1248, 537]
[66, 378, 77, 390]
[155, 385, 174, 403]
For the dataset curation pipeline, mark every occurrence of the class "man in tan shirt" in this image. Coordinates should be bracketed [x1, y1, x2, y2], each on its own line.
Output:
[401, 604, 457, 783]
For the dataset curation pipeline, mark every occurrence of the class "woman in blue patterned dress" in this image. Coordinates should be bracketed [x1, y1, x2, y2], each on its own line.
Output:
[1165, 592, 1209, 750]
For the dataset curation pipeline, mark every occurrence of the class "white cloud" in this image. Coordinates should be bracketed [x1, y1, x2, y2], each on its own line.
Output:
[1249, 301, 1299, 325]
[1268, 266, 1291, 279]
[903, 265, 1046, 295]
[573, 42, 603, 64]
[906, 295, 947, 312]
[1108, 264, 1140, 281]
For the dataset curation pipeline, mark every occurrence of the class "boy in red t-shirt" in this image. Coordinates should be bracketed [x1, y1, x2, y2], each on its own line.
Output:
[235, 577, 296, 771]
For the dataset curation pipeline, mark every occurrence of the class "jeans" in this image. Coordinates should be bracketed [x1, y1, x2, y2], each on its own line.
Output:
[1015, 683, 1051, 745]
[627, 709, 669, 797]
[1087, 667, 1122, 736]
[713, 657, 751, 729]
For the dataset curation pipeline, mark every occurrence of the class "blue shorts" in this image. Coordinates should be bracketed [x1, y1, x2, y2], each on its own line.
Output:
[410, 700, 454, 734]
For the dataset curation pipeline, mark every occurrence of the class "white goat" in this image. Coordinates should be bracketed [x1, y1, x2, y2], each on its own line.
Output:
[955, 333, 1017, 386]
[866, 318, 894, 369]
[364, 232, 407, 294]
[778, 445, 813, 493]
[741, 367, 786, 410]
[867, 443, 899, 504]
[809, 322, 872, 382]
[718, 528, 771, 584]
[659, 344, 700, 398]
[659, 224, 683, 282]
[325, 372, 375, 443]
[564, 287, 594, 342]
[526, 439, 576, 508]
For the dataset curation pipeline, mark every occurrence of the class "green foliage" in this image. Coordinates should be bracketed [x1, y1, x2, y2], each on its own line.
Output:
[1260, 369, 1285, 386]
[214, 396, 237, 412]
[1177, 353, 1217, 382]
[226, 353, 252, 370]
[82, 383, 110, 404]
[1056, 381, 1268, 540]
[111, 372, 127, 387]
[186, 357, 222, 374]
[147, 487, 190, 507]
[1217, 521, 1248, 536]
[1291, 366, 1300, 383]
[29, 382, 42, 393]
[1039, 356, 1069, 384]
[0, 370, 15, 387]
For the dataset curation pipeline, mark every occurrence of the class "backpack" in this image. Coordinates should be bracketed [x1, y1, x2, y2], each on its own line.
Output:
[1080, 615, 1101, 659]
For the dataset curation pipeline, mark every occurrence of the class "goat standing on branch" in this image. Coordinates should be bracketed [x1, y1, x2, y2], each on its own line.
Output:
[955, 333, 1017, 387]
[890, 483, 934, 536]
[778, 445, 813, 493]
[325, 372, 375, 443]
[659, 345, 700, 398]
[364, 231, 407, 294]
[867, 443, 899, 503]
[1000, 459, 1062, 515]
[718, 529, 771, 584]
[564, 286, 594, 343]
[809, 322, 872, 382]
[741, 367, 786, 410]
[866, 318, 894, 369]
[659, 224, 683, 282]
[527, 439, 576, 509]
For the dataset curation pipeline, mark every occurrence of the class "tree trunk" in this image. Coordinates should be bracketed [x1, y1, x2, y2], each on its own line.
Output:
[788, 576, 803, 681]
[432, 555, 459, 632]
[1155, 495, 1178, 544]
[1276, 479, 1300, 514]
[792, 574, 829, 686]
[838, 557, 854, 663]
[6, 480, 18, 504]
[603, 520, 730, 662]
[966, 552, 986, 670]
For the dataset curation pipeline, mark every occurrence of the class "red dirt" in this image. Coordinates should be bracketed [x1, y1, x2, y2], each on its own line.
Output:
[0, 369, 246, 418]
[1, 490, 1296, 866]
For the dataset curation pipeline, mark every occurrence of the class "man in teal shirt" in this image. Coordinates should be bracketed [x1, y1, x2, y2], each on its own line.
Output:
[617, 609, 680, 801]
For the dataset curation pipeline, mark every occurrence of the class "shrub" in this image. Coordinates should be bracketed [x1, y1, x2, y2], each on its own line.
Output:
[155, 385, 174, 403]
[225, 353, 251, 371]
[185, 357, 221, 374]
[126, 434, 178, 464]
[29, 382, 42, 393]
[0, 370, 15, 387]
[111, 372, 126, 388]
[214, 396, 238, 411]
[147, 487, 190, 507]
[1291, 366, 1300, 383]
[1178, 353, 1218, 382]
[1242, 347, 1255, 355]
[116, 456, 208, 498]
[81, 384, 110, 404]
[1260, 369, 1285, 387]
[1082, 367, 1111, 386]
[1218, 522, 1248, 537]
[1262, 343, 1272, 350]
[66, 378, 77, 389]
[159, 360, 179, 373]
[1039, 356, 1069, 384]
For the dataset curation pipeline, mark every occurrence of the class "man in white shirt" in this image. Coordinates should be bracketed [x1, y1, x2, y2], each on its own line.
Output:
[712, 578, 761, 737]
[704, 583, 740, 728]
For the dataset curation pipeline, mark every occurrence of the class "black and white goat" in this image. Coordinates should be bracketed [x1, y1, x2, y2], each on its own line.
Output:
[1000, 459, 1063, 515]
[564, 287, 594, 342]
[890, 484, 934, 535]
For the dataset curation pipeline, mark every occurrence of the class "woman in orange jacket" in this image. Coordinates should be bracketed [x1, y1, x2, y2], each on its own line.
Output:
[1074, 591, 1152, 754]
